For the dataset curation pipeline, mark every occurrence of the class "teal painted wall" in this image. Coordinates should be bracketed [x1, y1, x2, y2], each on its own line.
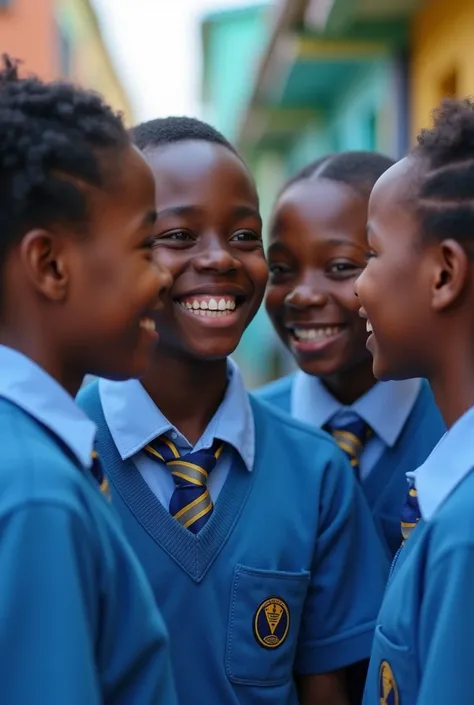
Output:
[203, 7, 268, 142]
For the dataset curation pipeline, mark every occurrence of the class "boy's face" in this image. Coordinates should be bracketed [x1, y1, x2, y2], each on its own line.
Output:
[265, 178, 371, 378]
[145, 140, 268, 361]
[62, 145, 172, 380]
[355, 157, 436, 381]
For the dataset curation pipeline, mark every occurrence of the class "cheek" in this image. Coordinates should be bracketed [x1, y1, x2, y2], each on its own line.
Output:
[245, 252, 269, 298]
[152, 247, 182, 279]
[265, 283, 287, 323]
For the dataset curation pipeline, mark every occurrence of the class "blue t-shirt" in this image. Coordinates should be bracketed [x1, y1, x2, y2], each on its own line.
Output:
[364, 406, 474, 705]
[0, 346, 176, 705]
[79, 377, 389, 705]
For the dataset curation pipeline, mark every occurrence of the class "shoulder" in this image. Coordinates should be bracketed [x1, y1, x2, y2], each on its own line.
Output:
[250, 394, 344, 468]
[253, 374, 295, 412]
[0, 399, 99, 518]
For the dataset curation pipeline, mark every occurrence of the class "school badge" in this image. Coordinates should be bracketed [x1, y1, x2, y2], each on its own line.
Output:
[254, 597, 290, 649]
[379, 660, 399, 705]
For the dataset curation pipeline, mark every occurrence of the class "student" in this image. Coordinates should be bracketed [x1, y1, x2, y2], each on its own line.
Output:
[79, 116, 389, 705]
[0, 57, 177, 704]
[257, 152, 445, 558]
[355, 98, 474, 705]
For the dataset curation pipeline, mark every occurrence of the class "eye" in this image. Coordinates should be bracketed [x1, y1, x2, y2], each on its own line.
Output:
[268, 262, 291, 280]
[230, 230, 261, 243]
[153, 230, 195, 246]
[364, 250, 377, 263]
[327, 261, 363, 277]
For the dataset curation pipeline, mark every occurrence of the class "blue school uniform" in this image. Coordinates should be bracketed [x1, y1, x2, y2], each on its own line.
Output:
[363, 406, 474, 705]
[0, 345, 176, 705]
[78, 360, 389, 705]
[257, 372, 445, 557]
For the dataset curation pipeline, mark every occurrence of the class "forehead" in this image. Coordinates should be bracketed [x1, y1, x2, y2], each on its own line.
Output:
[271, 178, 368, 240]
[369, 157, 417, 217]
[143, 140, 258, 209]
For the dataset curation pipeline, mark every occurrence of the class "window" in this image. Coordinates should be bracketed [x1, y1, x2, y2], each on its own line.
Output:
[57, 22, 72, 78]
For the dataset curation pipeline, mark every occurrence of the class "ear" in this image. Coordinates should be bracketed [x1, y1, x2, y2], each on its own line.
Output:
[19, 228, 70, 302]
[431, 238, 469, 311]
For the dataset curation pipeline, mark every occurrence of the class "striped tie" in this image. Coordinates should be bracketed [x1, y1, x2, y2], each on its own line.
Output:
[91, 450, 110, 501]
[325, 418, 371, 479]
[144, 436, 224, 534]
[400, 479, 421, 544]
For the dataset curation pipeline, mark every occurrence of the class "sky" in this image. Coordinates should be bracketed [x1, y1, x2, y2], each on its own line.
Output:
[91, 0, 261, 122]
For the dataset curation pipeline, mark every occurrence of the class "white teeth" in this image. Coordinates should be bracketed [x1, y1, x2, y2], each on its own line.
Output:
[139, 317, 156, 332]
[178, 296, 237, 318]
[366, 320, 373, 333]
[293, 326, 342, 341]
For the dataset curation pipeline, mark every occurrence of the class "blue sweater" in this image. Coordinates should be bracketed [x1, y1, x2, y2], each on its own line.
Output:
[79, 382, 389, 705]
[256, 376, 445, 557]
[0, 398, 176, 705]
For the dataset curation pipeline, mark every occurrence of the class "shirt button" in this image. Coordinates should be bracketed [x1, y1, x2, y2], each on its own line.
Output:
[171, 432, 177, 439]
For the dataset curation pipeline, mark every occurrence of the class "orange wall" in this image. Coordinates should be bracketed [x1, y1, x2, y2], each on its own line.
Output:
[0, 0, 57, 79]
[411, 0, 474, 140]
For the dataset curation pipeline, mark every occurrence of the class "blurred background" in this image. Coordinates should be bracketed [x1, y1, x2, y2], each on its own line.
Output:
[3, 0, 470, 387]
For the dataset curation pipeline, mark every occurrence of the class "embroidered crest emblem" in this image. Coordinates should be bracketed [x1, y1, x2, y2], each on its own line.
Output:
[379, 660, 399, 705]
[254, 597, 290, 649]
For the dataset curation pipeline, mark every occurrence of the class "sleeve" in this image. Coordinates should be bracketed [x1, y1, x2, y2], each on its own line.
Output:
[0, 503, 103, 705]
[417, 545, 474, 705]
[294, 451, 389, 675]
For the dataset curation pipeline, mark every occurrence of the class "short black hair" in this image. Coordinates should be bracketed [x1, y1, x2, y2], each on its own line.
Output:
[281, 151, 395, 199]
[414, 98, 474, 246]
[0, 54, 129, 267]
[132, 116, 238, 156]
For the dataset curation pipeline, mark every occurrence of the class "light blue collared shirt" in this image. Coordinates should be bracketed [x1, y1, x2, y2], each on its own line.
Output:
[99, 359, 255, 508]
[0, 345, 96, 468]
[414, 406, 474, 521]
[291, 371, 421, 481]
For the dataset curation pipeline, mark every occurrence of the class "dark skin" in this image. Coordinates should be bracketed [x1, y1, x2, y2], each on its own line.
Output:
[141, 140, 267, 444]
[141, 140, 348, 705]
[0, 145, 171, 396]
[356, 155, 474, 429]
[266, 178, 375, 405]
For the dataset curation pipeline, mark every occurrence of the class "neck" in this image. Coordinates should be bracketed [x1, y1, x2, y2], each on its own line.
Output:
[319, 358, 376, 405]
[0, 326, 82, 398]
[430, 349, 474, 428]
[141, 350, 229, 445]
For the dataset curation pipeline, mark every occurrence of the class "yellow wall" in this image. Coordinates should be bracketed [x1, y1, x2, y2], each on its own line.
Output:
[411, 0, 474, 141]
[57, 0, 134, 125]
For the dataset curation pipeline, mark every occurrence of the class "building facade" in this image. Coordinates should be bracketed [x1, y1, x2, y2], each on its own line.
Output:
[0, 0, 132, 123]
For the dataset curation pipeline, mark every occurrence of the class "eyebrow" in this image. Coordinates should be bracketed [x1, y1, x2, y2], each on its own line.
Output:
[141, 210, 157, 227]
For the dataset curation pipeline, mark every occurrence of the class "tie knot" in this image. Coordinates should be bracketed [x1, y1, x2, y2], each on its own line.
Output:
[146, 436, 224, 488]
[325, 418, 371, 470]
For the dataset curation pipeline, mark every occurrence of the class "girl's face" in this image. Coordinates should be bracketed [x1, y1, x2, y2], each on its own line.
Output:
[266, 178, 371, 380]
[356, 157, 438, 381]
[146, 140, 268, 361]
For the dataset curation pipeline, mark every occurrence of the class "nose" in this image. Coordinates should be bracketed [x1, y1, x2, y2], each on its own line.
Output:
[285, 283, 329, 309]
[192, 240, 240, 275]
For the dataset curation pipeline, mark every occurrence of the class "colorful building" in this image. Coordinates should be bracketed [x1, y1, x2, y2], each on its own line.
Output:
[201, 0, 474, 384]
[0, 0, 133, 123]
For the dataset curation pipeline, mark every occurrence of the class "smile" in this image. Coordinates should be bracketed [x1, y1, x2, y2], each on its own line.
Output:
[292, 325, 344, 341]
[366, 320, 373, 334]
[139, 317, 156, 332]
[174, 294, 244, 324]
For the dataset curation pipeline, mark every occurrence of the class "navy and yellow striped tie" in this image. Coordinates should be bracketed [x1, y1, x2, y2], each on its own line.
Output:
[325, 419, 371, 479]
[400, 479, 421, 544]
[91, 450, 110, 501]
[144, 436, 224, 533]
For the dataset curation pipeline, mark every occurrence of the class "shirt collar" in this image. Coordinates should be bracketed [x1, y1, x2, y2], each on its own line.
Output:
[415, 406, 474, 520]
[99, 358, 255, 471]
[291, 370, 421, 447]
[0, 345, 96, 468]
